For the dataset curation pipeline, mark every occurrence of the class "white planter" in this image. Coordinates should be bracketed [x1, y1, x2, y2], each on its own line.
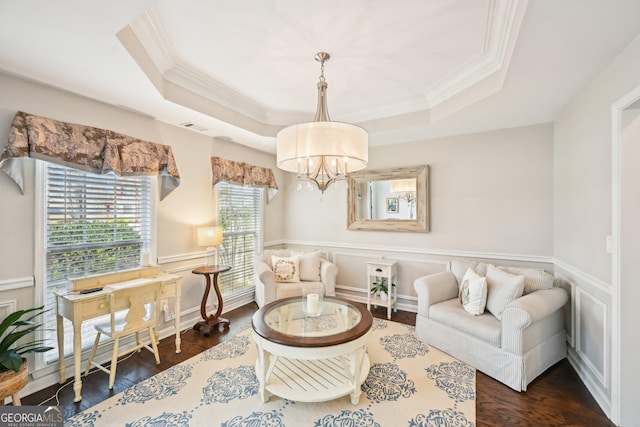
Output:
[379, 291, 387, 301]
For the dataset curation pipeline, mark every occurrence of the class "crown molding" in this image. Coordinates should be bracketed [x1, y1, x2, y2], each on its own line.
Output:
[121, 0, 527, 132]
[426, 0, 527, 107]
[128, 10, 176, 74]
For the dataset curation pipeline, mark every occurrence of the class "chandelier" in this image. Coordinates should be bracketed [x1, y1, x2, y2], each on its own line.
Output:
[276, 52, 368, 193]
[390, 179, 417, 219]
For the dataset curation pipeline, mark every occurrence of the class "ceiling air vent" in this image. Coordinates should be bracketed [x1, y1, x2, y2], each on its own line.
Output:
[179, 122, 208, 132]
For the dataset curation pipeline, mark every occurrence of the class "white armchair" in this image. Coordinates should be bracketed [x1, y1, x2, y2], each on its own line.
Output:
[254, 249, 337, 307]
[414, 260, 568, 391]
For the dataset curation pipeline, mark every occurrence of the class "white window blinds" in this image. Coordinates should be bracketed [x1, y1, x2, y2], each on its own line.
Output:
[217, 182, 262, 296]
[42, 163, 152, 362]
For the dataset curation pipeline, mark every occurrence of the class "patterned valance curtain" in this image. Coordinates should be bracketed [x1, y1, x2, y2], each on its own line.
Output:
[0, 111, 180, 200]
[211, 156, 278, 201]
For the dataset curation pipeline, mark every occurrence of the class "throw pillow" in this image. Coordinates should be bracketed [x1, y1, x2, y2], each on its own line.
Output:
[295, 251, 322, 282]
[458, 268, 488, 315]
[261, 249, 291, 269]
[485, 265, 525, 320]
[450, 259, 479, 288]
[450, 259, 489, 288]
[498, 266, 554, 294]
[271, 255, 300, 283]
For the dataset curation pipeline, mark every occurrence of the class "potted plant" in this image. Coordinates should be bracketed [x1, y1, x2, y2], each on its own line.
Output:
[0, 306, 52, 403]
[370, 278, 389, 301]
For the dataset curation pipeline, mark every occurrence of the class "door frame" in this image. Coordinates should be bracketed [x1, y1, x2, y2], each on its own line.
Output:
[610, 83, 640, 425]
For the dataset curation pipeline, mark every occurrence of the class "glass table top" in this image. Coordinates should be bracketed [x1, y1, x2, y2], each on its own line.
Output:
[262, 298, 363, 338]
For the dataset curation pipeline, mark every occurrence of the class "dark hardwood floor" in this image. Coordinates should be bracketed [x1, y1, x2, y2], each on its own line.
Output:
[23, 303, 613, 426]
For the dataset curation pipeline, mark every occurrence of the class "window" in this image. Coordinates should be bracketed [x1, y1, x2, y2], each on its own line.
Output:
[40, 163, 152, 364]
[217, 182, 262, 296]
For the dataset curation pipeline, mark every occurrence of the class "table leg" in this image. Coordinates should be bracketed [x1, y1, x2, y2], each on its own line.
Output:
[56, 313, 65, 384]
[72, 321, 83, 402]
[174, 282, 182, 353]
[349, 348, 365, 405]
[255, 340, 271, 402]
[194, 272, 229, 336]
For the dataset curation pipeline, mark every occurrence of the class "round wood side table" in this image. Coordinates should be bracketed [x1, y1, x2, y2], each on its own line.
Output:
[192, 265, 231, 336]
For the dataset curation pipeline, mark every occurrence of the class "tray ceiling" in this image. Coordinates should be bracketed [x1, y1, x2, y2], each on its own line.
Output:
[1, 1, 640, 152]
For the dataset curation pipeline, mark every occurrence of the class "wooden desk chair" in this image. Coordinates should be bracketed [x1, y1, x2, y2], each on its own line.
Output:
[84, 281, 162, 389]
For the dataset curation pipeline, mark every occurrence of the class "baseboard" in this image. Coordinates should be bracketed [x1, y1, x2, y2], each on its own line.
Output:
[567, 348, 611, 419]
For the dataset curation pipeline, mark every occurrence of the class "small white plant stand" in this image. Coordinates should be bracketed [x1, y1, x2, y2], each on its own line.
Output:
[366, 259, 398, 319]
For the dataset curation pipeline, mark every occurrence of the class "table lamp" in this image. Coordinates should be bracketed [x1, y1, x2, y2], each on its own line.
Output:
[197, 227, 223, 266]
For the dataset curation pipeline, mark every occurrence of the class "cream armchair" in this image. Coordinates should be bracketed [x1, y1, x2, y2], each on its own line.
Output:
[255, 249, 337, 307]
[414, 260, 568, 391]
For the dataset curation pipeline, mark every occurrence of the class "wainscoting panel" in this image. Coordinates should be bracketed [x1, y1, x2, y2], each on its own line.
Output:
[331, 251, 450, 312]
[553, 278, 575, 347]
[576, 287, 608, 387]
[0, 277, 35, 316]
[554, 260, 612, 419]
[0, 299, 17, 319]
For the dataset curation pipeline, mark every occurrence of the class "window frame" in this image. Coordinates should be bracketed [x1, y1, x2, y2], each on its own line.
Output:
[215, 181, 264, 299]
[33, 161, 157, 372]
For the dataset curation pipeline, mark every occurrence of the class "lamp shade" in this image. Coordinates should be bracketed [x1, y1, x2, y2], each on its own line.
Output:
[276, 121, 368, 173]
[197, 227, 223, 247]
[390, 179, 416, 194]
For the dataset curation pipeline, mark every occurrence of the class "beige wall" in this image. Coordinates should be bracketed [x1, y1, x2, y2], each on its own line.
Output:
[554, 35, 640, 282]
[554, 33, 640, 426]
[283, 123, 554, 257]
[0, 70, 284, 324]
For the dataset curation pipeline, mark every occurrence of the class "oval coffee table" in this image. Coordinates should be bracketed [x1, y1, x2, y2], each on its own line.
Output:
[252, 296, 373, 405]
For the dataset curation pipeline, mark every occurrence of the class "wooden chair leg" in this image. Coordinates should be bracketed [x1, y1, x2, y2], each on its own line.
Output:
[11, 393, 20, 406]
[109, 337, 119, 390]
[85, 333, 101, 376]
[149, 326, 160, 364]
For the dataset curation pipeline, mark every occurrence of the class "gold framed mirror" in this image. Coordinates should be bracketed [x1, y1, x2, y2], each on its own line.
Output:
[347, 165, 429, 232]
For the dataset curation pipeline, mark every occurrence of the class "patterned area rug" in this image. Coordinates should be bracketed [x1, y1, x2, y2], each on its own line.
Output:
[65, 319, 475, 426]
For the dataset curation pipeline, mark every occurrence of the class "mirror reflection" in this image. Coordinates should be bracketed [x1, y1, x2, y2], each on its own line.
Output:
[355, 178, 417, 220]
[348, 165, 429, 232]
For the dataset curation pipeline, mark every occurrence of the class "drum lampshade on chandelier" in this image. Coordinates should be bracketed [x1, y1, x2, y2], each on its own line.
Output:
[276, 52, 368, 193]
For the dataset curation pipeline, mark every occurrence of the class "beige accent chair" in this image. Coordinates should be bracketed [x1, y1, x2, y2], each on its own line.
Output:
[85, 281, 162, 389]
[255, 249, 337, 307]
[414, 259, 568, 391]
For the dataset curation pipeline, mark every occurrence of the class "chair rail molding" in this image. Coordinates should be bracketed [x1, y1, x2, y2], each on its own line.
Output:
[0, 277, 34, 292]
[553, 258, 611, 294]
[276, 239, 554, 264]
[157, 251, 212, 265]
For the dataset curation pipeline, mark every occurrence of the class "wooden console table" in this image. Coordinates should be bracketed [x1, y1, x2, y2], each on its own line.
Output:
[54, 267, 181, 402]
[192, 265, 231, 336]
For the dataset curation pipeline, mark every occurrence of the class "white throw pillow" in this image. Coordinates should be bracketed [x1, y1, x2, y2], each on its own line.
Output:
[458, 268, 487, 315]
[450, 259, 489, 289]
[261, 249, 291, 268]
[498, 266, 554, 295]
[271, 255, 300, 283]
[450, 260, 479, 288]
[293, 251, 322, 282]
[485, 265, 525, 320]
